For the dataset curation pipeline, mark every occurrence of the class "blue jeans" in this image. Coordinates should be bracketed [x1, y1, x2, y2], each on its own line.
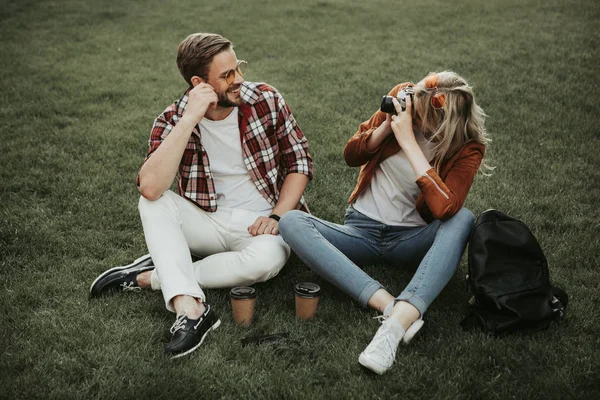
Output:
[278, 206, 474, 316]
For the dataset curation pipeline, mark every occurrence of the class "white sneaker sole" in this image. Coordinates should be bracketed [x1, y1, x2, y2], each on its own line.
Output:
[170, 319, 222, 359]
[402, 318, 424, 345]
[88, 254, 153, 294]
[358, 352, 389, 375]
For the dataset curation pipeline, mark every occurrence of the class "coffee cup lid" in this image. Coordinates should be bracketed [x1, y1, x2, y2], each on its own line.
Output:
[294, 282, 321, 298]
[229, 286, 256, 299]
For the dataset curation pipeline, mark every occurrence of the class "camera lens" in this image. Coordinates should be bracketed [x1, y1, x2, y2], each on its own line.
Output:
[380, 96, 396, 114]
[380, 87, 413, 114]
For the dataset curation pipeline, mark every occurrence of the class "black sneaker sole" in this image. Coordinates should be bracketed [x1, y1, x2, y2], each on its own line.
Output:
[170, 319, 222, 359]
[89, 254, 153, 297]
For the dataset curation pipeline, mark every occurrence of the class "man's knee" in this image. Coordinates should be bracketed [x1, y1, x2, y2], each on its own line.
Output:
[244, 237, 290, 283]
[138, 195, 152, 214]
[138, 191, 175, 216]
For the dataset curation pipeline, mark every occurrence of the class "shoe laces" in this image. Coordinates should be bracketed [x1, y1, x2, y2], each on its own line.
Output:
[170, 311, 188, 334]
[120, 281, 141, 292]
[193, 305, 207, 329]
[365, 321, 401, 362]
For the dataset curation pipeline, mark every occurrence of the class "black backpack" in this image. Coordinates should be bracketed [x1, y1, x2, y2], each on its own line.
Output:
[461, 209, 568, 335]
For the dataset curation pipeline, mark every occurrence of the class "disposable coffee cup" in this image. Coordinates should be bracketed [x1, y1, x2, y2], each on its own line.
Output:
[294, 282, 321, 320]
[229, 286, 256, 327]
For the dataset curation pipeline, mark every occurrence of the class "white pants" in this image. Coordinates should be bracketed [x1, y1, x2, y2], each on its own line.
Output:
[138, 191, 290, 312]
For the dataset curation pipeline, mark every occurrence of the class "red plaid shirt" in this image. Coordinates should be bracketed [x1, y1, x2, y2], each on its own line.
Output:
[140, 82, 312, 212]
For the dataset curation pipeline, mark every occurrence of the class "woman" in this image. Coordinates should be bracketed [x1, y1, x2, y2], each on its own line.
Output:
[279, 71, 491, 374]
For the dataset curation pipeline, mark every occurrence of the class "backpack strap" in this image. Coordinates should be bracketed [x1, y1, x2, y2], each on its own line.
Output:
[551, 286, 568, 318]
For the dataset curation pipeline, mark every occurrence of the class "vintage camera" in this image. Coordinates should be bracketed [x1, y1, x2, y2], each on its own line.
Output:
[380, 86, 414, 114]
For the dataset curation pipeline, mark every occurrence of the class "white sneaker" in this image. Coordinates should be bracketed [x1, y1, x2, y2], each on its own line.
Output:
[382, 302, 424, 345]
[359, 318, 405, 375]
[402, 318, 424, 345]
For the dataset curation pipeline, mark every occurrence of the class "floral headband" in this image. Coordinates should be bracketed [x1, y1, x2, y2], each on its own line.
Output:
[424, 73, 446, 109]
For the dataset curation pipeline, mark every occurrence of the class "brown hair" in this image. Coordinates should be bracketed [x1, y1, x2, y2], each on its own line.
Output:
[176, 33, 232, 86]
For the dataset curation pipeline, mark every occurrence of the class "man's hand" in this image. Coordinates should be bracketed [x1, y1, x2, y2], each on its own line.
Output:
[248, 216, 279, 236]
[183, 83, 218, 124]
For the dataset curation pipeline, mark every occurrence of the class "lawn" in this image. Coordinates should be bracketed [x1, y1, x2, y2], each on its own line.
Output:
[1, 0, 599, 399]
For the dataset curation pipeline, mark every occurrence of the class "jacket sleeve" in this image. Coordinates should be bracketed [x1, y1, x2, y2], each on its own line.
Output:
[344, 83, 407, 167]
[416, 144, 484, 220]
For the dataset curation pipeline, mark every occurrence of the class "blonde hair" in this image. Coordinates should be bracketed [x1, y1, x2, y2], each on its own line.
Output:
[413, 71, 492, 173]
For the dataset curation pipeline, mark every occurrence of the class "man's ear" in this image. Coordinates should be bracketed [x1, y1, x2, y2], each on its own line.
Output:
[190, 76, 205, 87]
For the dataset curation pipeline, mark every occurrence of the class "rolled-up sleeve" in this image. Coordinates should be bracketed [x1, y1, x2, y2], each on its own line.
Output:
[275, 93, 313, 180]
[344, 83, 408, 167]
[136, 110, 175, 187]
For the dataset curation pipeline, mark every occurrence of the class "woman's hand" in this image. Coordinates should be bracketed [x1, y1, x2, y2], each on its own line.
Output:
[390, 96, 416, 147]
[391, 96, 432, 177]
[383, 111, 393, 131]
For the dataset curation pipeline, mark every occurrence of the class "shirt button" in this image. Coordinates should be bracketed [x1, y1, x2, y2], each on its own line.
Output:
[206, 174, 211, 179]
[210, 196, 215, 200]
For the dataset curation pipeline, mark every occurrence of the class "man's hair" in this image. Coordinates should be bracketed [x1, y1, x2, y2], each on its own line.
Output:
[176, 33, 232, 86]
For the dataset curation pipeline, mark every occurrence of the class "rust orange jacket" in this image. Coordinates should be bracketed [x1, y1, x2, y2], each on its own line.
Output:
[344, 83, 485, 223]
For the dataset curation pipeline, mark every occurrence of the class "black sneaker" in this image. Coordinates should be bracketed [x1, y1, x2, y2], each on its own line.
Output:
[165, 304, 221, 359]
[89, 254, 154, 298]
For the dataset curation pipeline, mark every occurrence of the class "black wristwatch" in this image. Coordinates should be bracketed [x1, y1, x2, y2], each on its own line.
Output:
[269, 214, 280, 222]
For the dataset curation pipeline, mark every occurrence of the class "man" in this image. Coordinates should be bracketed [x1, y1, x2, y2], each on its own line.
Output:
[89, 33, 312, 358]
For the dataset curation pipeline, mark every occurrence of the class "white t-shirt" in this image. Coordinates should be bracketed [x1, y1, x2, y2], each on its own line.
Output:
[198, 108, 273, 213]
[353, 133, 435, 226]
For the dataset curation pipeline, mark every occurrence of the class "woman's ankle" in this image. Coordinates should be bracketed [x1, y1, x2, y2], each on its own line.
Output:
[367, 289, 395, 314]
[389, 301, 421, 331]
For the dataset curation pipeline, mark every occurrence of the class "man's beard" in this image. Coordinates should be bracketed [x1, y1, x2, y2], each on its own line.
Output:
[216, 85, 243, 108]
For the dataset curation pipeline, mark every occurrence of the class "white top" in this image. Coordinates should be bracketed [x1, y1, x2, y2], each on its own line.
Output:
[198, 108, 273, 213]
[353, 133, 435, 226]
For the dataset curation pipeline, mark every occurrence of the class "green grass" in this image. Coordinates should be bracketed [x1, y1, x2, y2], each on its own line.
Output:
[1, 0, 599, 398]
